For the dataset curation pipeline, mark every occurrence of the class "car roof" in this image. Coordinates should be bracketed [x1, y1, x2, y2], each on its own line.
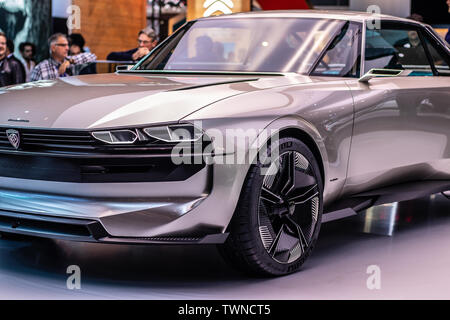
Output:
[200, 9, 423, 26]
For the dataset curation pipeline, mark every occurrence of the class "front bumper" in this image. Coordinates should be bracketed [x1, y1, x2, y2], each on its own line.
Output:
[0, 127, 251, 243]
[0, 209, 229, 244]
[0, 158, 250, 244]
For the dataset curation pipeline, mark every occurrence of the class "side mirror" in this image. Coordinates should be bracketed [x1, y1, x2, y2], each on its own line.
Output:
[359, 68, 410, 83]
[115, 65, 134, 72]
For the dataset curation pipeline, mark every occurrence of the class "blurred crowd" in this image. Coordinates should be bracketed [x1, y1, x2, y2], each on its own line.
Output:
[1, 1, 449, 88]
[0, 32, 97, 87]
[0, 26, 158, 88]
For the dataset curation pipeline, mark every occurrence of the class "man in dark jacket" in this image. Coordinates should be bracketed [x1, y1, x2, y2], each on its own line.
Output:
[107, 27, 158, 62]
[0, 32, 25, 87]
[6, 39, 26, 81]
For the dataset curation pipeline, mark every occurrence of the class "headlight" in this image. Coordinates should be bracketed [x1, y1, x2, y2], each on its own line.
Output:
[144, 124, 203, 142]
[91, 124, 203, 145]
[92, 129, 138, 144]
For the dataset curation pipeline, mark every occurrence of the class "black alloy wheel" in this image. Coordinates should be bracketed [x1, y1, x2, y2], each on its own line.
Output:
[219, 137, 323, 276]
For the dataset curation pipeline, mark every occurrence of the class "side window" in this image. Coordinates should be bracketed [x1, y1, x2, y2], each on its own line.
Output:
[311, 22, 362, 78]
[423, 33, 450, 76]
[364, 26, 433, 76]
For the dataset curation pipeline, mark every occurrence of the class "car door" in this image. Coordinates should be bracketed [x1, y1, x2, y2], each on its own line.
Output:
[343, 21, 450, 195]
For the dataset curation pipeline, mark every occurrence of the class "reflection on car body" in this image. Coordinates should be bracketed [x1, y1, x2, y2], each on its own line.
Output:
[0, 10, 449, 276]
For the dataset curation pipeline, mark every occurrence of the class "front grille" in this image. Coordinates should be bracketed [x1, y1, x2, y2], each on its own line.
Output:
[0, 127, 191, 155]
[0, 128, 97, 153]
[0, 127, 208, 183]
[0, 153, 206, 182]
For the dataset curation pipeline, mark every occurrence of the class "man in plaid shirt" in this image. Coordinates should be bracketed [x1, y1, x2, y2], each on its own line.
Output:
[31, 33, 96, 81]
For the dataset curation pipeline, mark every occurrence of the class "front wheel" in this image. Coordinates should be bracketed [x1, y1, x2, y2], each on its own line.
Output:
[219, 137, 323, 276]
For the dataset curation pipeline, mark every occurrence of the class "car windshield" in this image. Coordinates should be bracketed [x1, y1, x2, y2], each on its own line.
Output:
[135, 18, 345, 74]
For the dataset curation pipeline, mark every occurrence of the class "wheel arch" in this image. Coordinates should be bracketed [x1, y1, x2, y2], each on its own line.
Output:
[218, 116, 330, 234]
[253, 116, 328, 187]
[277, 127, 325, 186]
[220, 120, 327, 276]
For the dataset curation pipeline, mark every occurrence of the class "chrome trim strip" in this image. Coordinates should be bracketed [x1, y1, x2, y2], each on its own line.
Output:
[361, 19, 367, 75]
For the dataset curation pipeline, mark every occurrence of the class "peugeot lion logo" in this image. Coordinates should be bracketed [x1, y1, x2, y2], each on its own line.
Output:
[6, 129, 20, 149]
[203, 0, 234, 17]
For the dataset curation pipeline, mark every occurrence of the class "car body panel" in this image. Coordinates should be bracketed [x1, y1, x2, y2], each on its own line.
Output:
[200, 9, 414, 24]
[343, 76, 450, 196]
[185, 77, 356, 205]
[0, 73, 312, 129]
[0, 11, 448, 243]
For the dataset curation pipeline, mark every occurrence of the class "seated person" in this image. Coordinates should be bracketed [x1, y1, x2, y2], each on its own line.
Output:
[19, 41, 36, 82]
[6, 38, 26, 82]
[31, 33, 97, 81]
[107, 27, 158, 62]
[68, 33, 90, 55]
[68, 33, 96, 75]
[394, 31, 429, 66]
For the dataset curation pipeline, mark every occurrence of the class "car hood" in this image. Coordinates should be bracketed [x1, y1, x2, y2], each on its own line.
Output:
[0, 72, 312, 129]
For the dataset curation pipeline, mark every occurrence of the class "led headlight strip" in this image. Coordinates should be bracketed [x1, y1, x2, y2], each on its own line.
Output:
[92, 129, 138, 144]
[91, 124, 203, 145]
[144, 124, 203, 143]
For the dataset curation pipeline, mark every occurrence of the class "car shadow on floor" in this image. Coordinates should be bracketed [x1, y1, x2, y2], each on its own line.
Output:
[0, 194, 449, 289]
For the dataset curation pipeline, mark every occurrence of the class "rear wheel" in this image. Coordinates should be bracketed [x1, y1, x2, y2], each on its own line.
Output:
[219, 137, 323, 276]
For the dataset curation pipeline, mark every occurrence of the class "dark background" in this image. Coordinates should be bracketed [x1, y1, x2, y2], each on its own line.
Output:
[0, 0, 51, 62]
[411, 0, 450, 24]
[309, 0, 450, 24]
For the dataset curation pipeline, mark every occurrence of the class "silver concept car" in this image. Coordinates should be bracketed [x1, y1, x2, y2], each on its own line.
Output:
[0, 11, 449, 276]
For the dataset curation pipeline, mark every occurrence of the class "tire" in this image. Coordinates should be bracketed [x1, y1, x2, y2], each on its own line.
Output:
[219, 137, 323, 277]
